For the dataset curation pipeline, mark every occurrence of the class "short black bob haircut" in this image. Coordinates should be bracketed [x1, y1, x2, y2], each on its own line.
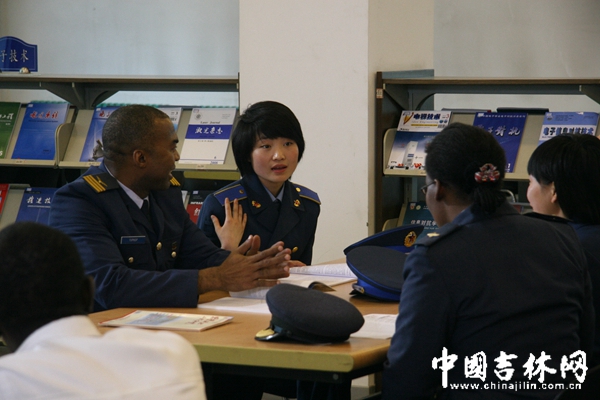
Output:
[528, 134, 600, 225]
[232, 101, 305, 176]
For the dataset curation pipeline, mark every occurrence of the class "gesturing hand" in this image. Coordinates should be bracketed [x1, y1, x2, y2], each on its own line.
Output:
[213, 197, 247, 251]
[198, 241, 291, 293]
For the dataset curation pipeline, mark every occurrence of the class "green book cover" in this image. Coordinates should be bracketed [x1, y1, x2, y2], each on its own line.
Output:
[0, 102, 21, 159]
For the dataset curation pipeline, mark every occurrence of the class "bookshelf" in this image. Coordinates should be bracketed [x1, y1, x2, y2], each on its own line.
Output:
[374, 70, 600, 232]
[0, 74, 241, 227]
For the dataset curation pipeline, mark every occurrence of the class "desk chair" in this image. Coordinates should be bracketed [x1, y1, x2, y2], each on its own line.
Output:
[553, 364, 600, 400]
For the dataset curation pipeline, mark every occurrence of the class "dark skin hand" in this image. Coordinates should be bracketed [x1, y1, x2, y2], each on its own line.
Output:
[197, 235, 291, 295]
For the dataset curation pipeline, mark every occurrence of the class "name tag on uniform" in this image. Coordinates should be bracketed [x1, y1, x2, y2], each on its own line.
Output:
[120, 236, 146, 245]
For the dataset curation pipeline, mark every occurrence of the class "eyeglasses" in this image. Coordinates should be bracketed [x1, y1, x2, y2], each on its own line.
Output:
[420, 182, 435, 195]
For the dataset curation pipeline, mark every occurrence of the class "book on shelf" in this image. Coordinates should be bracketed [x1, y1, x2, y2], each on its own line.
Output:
[387, 111, 452, 170]
[15, 187, 57, 225]
[179, 107, 236, 165]
[98, 310, 233, 332]
[398, 201, 436, 239]
[229, 262, 357, 300]
[80, 106, 120, 162]
[186, 190, 210, 224]
[0, 102, 21, 159]
[157, 106, 183, 131]
[0, 183, 9, 216]
[472, 112, 527, 173]
[537, 111, 599, 146]
[11, 102, 70, 160]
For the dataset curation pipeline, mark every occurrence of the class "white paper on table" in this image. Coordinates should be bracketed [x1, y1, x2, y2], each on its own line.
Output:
[229, 273, 356, 300]
[350, 314, 398, 339]
[197, 297, 270, 314]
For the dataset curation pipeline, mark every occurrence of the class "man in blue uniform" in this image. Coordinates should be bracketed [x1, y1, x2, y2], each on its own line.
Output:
[49, 105, 291, 312]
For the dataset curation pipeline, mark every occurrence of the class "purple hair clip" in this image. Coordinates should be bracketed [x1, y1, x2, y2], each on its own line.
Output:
[474, 163, 500, 183]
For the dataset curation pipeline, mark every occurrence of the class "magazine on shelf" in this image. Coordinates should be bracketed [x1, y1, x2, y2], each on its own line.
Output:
[0, 183, 9, 216]
[0, 102, 21, 159]
[99, 310, 233, 332]
[398, 201, 436, 240]
[157, 106, 183, 131]
[537, 111, 599, 146]
[80, 106, 120, 162]
[12, 102, 70, 160]
[179, 107, 236, 164]
[15, 187, 57, 225]
[472, 112, 527, 173]
[387, 111, 451, 170]
[186, 190, 210, 224]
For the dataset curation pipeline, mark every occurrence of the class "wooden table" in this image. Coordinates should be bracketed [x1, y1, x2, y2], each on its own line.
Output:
[89, 282, 399, 399]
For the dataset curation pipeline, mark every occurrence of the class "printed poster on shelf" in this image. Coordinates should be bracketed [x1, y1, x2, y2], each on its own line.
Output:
[0, 102, 21, 159]
[179, 108, 236, 165]
[80, 106, 120, 162]
[387, 111, 451, 170]
[400, 201, 436, 240]
[537, 111, 599, 146]
[472, 112, 527, 173]
[11, 102, 69, 160]
[15, 187, 57, 225]
[0, 183, 9, 216]
[158, 106, 183, 131]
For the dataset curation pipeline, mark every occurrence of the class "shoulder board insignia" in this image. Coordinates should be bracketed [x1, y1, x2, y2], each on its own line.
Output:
[83, 173, 118, 193]
[214, 184, 247, 205]
[293, 183, 321, 205]
[170, 176, 181, 187]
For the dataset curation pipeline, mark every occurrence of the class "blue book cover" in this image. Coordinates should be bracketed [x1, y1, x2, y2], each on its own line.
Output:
[537, 111, 599, 146]
[80, 106, 120, 162]
[401, 201, 436, 239]
[15, 187, 57, 225]
[387, 111, 451, 170]
[12, 102, 69, 160]
[472, 112, 527, 173]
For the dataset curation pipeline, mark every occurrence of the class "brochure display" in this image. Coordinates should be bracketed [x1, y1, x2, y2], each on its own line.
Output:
[399, 201, 436, 240]
[179, 108, 236, 165]
[537, 111, 599, 146]
[79, 106, 120, 162]
[0, 102, 20, 159]
[387, 111, 451, 170]
[14, 187, 57, 225]
[12, 102, 69, 160]
[472, 112, 527, 173]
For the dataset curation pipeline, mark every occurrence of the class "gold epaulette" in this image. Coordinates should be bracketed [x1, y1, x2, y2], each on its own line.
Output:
[83, 173, 118, 193]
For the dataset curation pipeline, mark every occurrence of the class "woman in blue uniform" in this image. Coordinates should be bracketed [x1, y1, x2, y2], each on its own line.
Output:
[383, 123, 593, 400]
[527, 133, 600, 368]
[198, 100, 320, 266]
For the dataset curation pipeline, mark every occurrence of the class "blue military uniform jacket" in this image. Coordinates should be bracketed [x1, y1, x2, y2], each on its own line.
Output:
[382, 202, 594, 400]
[198, 173, 320, 265]
[570, 222, 600, 367]
[49, 163, 229, 311]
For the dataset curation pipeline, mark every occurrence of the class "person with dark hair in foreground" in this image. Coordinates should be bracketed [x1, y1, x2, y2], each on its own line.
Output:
[382, 123, 593, 399]
[0, 222, 206, 399]
[527, 133, 600, 368]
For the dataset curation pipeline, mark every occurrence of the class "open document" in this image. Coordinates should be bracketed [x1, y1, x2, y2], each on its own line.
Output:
[229, 262, 357, 300]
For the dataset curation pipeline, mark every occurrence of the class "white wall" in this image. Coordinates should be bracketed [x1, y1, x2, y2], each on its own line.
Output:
[434, 0, 600, 111]
[0, 0, 239, 106]
[239, 0, 434, 263]
[239, 0, 371, 262]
